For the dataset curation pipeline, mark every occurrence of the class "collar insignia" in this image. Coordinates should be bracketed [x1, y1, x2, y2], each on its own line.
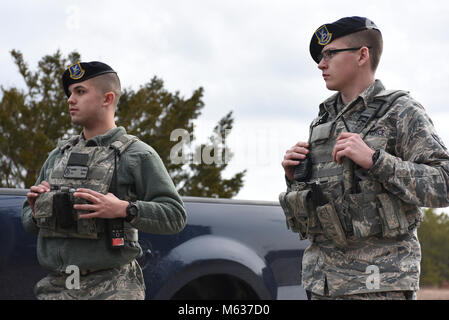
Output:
[68, 62, 85, 80]
[315, 25, 332, 45]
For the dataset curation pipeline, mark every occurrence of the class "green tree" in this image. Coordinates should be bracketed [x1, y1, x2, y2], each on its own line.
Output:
[0, 50, 246, 198]
[0, 50, 79, 188]
[418, 208, 449, 286]
[179, 111, 246, 198]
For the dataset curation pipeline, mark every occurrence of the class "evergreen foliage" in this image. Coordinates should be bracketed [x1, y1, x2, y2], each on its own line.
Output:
[418, 208, 449, 287]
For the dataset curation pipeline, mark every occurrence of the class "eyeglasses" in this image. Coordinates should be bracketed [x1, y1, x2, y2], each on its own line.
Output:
[318, 46, 372, 62]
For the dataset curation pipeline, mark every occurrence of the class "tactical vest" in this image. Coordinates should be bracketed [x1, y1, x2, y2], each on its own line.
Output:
[279, 90, 423, 247]
[34, 133, 139, 241]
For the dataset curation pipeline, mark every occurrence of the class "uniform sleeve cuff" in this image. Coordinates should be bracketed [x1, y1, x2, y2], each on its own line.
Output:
[368, 149, 396, 182]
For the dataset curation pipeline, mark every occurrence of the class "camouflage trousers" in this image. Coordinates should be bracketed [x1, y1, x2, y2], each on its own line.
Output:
[34, 260, 145, 300]
[307, 290, 416, 300]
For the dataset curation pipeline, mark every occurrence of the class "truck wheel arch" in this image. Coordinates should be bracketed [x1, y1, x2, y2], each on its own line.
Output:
[149, 235, 276, 300]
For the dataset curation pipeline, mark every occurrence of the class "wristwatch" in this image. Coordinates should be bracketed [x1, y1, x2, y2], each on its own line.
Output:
[372, 149, 381, 165]
[125, 201, 138, 223]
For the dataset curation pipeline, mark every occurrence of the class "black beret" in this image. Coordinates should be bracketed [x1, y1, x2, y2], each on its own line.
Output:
[310, 16, 381, 63]
[62, 61, 117, 97]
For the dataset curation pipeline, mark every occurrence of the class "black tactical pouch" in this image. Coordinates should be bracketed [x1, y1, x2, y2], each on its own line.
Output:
[53, 192, 76, 229]
[294, 156, 312, 182]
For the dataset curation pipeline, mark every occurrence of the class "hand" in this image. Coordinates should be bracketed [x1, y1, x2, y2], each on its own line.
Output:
[27, 181, 51, 217]
[73, 188, 128, 220]
[282, 141, 310, 182]
[332, 132, 375, 169]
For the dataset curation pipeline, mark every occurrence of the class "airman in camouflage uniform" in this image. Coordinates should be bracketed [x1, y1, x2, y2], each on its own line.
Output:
[280, 17, 449, 300]
[22, 61, 187, 300]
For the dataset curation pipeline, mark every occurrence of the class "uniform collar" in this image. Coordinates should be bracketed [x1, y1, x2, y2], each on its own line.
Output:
[319, 79, 386, 117]
[83, 126, 127, 147]
[358, 79, 385, 105]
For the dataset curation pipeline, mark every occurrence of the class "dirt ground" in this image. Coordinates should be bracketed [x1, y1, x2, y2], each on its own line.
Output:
[417, 288, 449, 300]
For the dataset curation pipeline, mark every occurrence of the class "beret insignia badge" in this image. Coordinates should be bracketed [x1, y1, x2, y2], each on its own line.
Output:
[315, 25, 332, 45]
[68, 62, 85, 80]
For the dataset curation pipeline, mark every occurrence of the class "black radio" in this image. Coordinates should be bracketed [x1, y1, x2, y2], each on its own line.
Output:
[293, 154, 312, 182]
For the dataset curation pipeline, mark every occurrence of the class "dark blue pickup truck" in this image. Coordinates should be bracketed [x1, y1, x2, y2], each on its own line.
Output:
[0, 188, 309, 300]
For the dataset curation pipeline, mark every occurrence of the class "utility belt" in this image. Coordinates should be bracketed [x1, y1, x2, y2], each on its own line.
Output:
[51, 267, 111, 278]
[279, 181, 421, 247]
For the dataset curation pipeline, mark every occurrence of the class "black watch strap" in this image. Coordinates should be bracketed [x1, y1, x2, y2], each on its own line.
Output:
[372, 149, 381, 165]
[125, 201, 138, 222]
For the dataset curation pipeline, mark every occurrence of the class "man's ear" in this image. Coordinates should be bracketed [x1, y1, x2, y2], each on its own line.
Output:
[358, 47, 371, 68]
[102, 91, 115, 107]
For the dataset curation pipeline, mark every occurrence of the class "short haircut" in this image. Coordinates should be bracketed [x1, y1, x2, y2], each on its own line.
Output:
[91, 73, 122, 106]
[342, 29, 383, 72]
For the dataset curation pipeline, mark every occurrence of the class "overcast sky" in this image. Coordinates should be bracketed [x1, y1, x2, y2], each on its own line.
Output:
[2, 0, 449, 208]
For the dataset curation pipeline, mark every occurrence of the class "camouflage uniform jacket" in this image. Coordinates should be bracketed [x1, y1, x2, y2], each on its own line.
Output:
[22, 126, 187, 273]
[287, 80, 449, 297]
